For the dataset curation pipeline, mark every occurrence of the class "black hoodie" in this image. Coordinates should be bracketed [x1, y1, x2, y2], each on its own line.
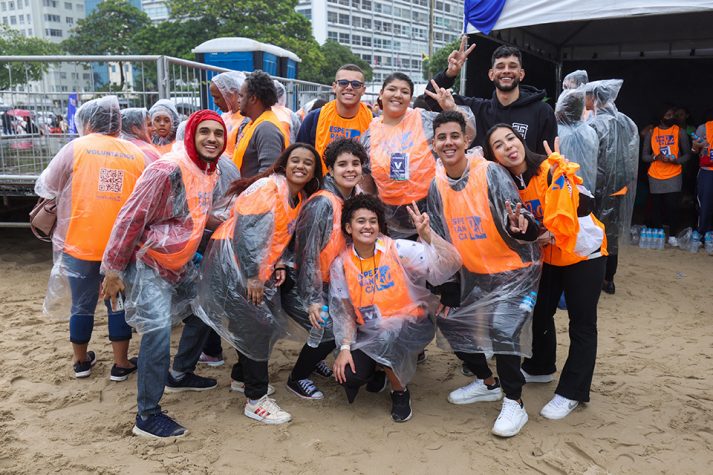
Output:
[425, 70, 557, 155]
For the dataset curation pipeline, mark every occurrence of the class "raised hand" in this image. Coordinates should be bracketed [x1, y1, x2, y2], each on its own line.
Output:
[543, 137, 561, 157]
[424, 79, 457, 112]
[446, 36, 477, 78]
[506, 200, 529, 235]
[407, 201, 432, 244]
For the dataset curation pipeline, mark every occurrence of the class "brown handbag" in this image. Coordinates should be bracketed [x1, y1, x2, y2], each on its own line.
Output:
[29, 197, 57, 242]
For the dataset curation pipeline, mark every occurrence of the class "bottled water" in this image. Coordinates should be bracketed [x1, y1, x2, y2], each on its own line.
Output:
[519, 291, 538, 313]
[705, 232, 713, 255]
[307, 305, 330, 348]
[639, 227, 648, 249]
[657, 229, 665, 250]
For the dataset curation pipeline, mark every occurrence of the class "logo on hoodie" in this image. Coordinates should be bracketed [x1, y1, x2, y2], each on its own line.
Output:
[512, 122, 529, 139]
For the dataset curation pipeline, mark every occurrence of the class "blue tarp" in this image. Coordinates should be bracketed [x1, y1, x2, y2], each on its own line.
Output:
[463, 0, 507, 34]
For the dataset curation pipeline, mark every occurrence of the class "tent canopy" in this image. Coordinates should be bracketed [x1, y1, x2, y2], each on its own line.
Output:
[466, 1, 713, 60]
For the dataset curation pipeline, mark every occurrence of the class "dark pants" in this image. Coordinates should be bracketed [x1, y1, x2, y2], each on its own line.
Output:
[456, 351, 523, 400]
[231, 351, 269, 400]
[651, 191, 681, 235]
[604, 253, 618, 282]
[522, 257, 606, 402]
[202, 329, 223, 358]
[697, 168, 713, 235]
[290, 340, 336, 380]
[341, 349, 380, 401]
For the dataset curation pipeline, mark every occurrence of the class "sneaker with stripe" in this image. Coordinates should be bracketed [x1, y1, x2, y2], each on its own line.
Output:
[244, 395, 292, 425]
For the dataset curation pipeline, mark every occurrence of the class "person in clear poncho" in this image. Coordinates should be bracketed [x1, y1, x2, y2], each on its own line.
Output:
[100, 110, 226, 439]
[272, 79, 302, 144]
[120, 107, 161, 164]
[584, 80, 639, 294]
[361, 72, 475, 239]
[562, 70, 588, 90]
[35, 95, 147, 382]
[194, 143, 322, 425]
[425, 112, 541, 437]
[485, 123, 608, 426]
[209, 71, 248, 156]
[149, 99, 180, 155]
[331, 194, 462, 423]
[280, 138, 367, 399]
[555, 89, 599, 192]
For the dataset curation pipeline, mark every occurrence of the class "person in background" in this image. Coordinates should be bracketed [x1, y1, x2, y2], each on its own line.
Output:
[555, 89, 599, 193]
[149, 99, 180, 155]
[209, 71, 247, 156]
[690, 114, 713, 241]
[120, 107, 161, 164]
[272, 79, 302, 144]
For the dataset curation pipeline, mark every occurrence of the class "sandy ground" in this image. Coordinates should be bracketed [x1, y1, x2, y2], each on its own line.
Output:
[0, 228, 712, 475]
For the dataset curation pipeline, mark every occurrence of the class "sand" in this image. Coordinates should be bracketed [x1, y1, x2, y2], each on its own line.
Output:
[0, 227, 711, 474]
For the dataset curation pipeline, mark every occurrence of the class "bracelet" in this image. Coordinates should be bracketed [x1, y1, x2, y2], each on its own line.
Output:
[274, 267, 286, 271]
[340, 344, 351, 352]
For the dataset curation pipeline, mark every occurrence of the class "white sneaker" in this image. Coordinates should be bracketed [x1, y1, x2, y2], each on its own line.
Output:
[447, 378, 503, 405]
[540, 394, 579, 420]
[244, 395, 292, 425]
[668, 236, 678, 247]
[521, 368, 555, 384]
[492, 398, 528, 437]
[230, 379, 275, 396]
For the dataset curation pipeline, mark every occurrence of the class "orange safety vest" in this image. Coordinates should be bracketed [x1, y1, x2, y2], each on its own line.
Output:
[211, 174, 302, 282]
[369, 108, 435, 206]
[649, 125, 681, 180]
[154, 141, 174, 156]
[222, 110, 244, 133]
[142, 154, 216, 271]
[701, 121, 713, 170]
[342, 237, 423, 325]
[232, 110, 287, 171]
[314, 100, 372, 173]
[272, 105, 293, 141]
[64, 134, 146, 261]
[131, 139, 161, 164]
[307, 190, 346, 283]
[435, 158, 531, 274]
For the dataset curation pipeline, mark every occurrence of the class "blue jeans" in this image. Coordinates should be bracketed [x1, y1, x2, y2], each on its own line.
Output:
[125, 263, 211, 417]
[64, 253, 131, 344]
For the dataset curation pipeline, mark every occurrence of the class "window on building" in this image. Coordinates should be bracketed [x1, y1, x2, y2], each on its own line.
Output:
[45, 28, 62, 37]
[71, 72, 78, 79]
[362, 0, 371, 9]
[327, 11, 337, 23]
[42, 0, 57, 7]
[296, 8, 310, 20]
[362, 36, 371, 47]
[338, 13, 349, 25]
[59, 72, 67, 79]
[2, 17, 7, 24]
[10, 15, 15, 24]
[339, 32, 349, 44]
[327, 31, 338, 41]
[361, 54, 371, 62]
[8, 1, 14, 8]
[66, 16, 73, 24]
[83, 73, 90, 79]
[1, 3, 6, 12]
[374, 19, 381, 31]
[352, 16, 360, 28]
[44, 14, 60, 22]
[25, 0, 28, 6]
[18, 13, 23, 23]
[362, 18, 371, 29]
[64, 1, 71, 8]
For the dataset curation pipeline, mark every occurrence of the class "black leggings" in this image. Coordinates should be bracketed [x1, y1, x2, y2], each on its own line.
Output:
[290, 340, 336, 380]
[651, 191, 681, 235]
[456, 351, 524, 400]
[231, 350, 269, 400]
[604, 253, 618, 282]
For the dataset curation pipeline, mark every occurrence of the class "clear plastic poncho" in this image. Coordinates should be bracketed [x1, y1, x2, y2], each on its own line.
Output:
[272, 80, 302, 144]
[212, 71, 245, 114]
[193, 174, 303, 361]
[562, 70, 588, 90]
[75, 95, 121, 136]
[329, 234, 462, 384]
[120, 107, 161, 164]
[427, 158, 542, 357]
[584, 80, 640, 253]
[556, 88, 599, 192]
[149, 99, 180, 147]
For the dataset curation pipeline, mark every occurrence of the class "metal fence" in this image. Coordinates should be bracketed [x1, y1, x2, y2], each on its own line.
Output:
[0, 54, 344, 195]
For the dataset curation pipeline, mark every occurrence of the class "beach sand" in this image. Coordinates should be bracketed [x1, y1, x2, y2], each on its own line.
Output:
[1, 228, 711, 474]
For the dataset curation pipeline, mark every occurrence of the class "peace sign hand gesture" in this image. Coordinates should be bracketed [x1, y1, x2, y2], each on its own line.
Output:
[506, 200, 529, 235]
[446, 36, 477, 78]
[407, 201, 432, 244]
[424, 80, 456, 112]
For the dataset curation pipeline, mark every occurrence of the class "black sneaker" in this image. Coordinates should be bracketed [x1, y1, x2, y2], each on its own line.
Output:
[286, 377, 324, 400]
[73, 351, 97, 379]
[132, 412, 187, 439]
[390, 388, 413, 422]
[312, 360, 333, 378]
[602, 280, 615, 295]
[461, 362, 474, 377]
[417, 351, 427, 365]
[110, 357, 138, 382]
[366, 370, 388, 393]
[164, 372, 218, 393]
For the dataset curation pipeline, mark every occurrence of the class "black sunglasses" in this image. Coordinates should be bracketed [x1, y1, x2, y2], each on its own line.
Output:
[335, 79, 365, 89]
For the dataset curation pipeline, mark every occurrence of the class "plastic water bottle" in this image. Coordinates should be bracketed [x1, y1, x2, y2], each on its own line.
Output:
[643, 228, 652, 249]
[657, 229, 665, 250]
[307, 305, 329, 348]
[519, 291, 537, 313]
[705, 232, 713, 255]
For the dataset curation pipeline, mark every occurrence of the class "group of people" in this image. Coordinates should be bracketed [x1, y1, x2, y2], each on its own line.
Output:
[37, 38, 641, 441]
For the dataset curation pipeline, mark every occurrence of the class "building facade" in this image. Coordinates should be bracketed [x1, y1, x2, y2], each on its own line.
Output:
[141, 0, 168, 23]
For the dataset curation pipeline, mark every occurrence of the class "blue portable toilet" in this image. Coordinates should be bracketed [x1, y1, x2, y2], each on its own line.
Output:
[192, 37, 301, 79]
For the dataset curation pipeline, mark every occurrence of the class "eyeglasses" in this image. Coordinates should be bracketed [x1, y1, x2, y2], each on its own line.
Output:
[335, 79, 365, 89]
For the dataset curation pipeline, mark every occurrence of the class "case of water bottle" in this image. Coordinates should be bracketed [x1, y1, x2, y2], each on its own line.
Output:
[638, 227, 665, 250]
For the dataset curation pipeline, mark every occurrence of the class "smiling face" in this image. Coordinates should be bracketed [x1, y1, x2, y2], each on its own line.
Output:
[379, 79, 413, 119]
[488, 127, 526, 173]
[345, 208, 379, 248]
[194, 119, 225, 162]
[285, 146, 317, 190]
[488, 55, 525, 92]
[433, 121, 467, 168]
[332, 69, 366, 108]
[330, 152, 363, 191]
[152, 113, 173, 138]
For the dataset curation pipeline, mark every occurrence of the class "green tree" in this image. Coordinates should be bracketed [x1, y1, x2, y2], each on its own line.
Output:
[315, 40, 372, 85]
[62, 0, 151, 87]
[168, 0, 325, 82]
[0, 25, 62, 90]
[133, 17, 221, 60]
[422, 38, 462, 92]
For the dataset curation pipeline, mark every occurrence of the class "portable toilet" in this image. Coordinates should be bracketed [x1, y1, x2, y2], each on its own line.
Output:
[192, 37, 301, 79]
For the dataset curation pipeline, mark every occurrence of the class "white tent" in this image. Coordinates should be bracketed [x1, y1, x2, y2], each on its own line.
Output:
[465, 1, 713, 61]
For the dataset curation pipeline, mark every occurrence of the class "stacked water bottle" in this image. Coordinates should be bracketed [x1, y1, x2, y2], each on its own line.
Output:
[703, 231, 713, 255]
[638, 227, 666, 250]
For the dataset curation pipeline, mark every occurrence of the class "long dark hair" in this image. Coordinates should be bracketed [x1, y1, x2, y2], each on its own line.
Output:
[227, 142, 324, 197]
[483, 123, 544, 177]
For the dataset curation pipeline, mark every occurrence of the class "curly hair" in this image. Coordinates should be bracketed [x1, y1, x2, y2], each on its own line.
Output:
[244, 70, 278, 108]
[341, 193, 388, 238]
[323, 138, 368, 169]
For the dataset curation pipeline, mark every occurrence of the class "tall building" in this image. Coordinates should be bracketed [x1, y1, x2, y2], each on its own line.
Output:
[141, 0, 168, 22]
[296, 0, 463, 85]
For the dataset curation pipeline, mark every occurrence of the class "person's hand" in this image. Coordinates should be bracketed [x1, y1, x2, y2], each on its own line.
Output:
[424, 80, 456, 112]
[544, 137, 565, 173]
[407, 201, 431, 244]
[333, 348, 355, 384]
[246, 277, 265, 305]
[445, 36, 476, 78]
[692, 138, 706, 153]
[308, 303, 323, 329]
[536, 230, 553, 245]
[506, 200, 529, 234]
[100, 272, 125, 308]
[274, 267, 286, 287]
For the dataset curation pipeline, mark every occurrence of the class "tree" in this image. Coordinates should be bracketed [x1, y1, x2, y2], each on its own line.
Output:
[0, 25, 62, 90]
[315, 40, 372, 85]
[62, 0, 151, 87]
[422, 38, 462, 92]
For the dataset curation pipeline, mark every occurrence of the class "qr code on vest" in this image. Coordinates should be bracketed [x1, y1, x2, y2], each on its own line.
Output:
[98, 168, 125, 193]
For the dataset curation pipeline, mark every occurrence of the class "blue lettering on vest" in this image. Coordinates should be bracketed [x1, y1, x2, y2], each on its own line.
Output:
[452, 216, 486, 241]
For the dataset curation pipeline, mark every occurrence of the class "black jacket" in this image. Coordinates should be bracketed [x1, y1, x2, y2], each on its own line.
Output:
[425, 70, 557, 155]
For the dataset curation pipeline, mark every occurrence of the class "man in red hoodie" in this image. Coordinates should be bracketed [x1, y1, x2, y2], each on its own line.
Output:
[101, 110, 226, 439]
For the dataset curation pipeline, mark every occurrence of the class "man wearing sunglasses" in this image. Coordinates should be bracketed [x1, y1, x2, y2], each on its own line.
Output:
[297, 64, 373, 173]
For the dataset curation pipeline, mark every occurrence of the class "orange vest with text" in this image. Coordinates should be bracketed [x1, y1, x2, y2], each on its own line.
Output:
[232, 110, 287, 171]
[435, 158, 531, 275]
[64, 134, 145, 261]
[342, 237, 423, 325]
[369, 108, 435, 206]
[649, 125, 681, 180]
[315, 101, 372, 173]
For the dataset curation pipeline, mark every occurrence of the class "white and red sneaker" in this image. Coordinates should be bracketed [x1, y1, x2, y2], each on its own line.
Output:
[244, 395, 292, 425]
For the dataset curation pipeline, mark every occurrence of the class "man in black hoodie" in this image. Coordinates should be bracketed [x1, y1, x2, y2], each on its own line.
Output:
[425, 38, 556, 155]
